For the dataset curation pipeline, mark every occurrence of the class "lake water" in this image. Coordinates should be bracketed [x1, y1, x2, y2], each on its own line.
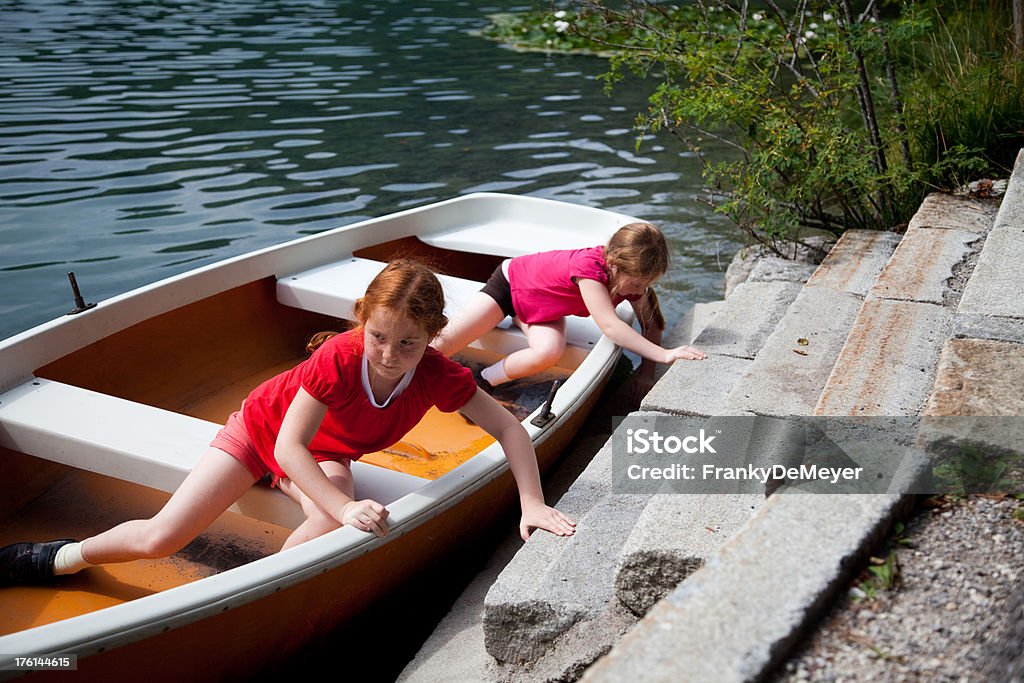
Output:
[0, 0, 741, 342]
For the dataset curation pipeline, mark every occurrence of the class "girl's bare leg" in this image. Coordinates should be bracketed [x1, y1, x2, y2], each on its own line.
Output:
[432, 292, 507, 356]
[501, 318, 567, 379]
[277, 459, 354, 550]
[81, 448, 259, 564]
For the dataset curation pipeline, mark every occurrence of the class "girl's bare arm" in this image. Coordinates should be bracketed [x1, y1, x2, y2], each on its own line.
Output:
[458, 389, 575, 541]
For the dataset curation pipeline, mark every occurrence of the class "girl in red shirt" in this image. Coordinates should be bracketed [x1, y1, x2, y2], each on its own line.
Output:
[434, 222, 706, 400]
[1, 260, 575, 584]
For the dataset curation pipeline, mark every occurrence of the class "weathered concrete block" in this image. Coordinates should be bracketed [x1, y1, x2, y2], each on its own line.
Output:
[958, 227, 1024, 319]
[614, 493, 763, 616]
[726, 286, 864, 417]
[907, 192, 1000, 233]
[951, 313, 1024, 344]
[924, 338, 1024, 417]
[483, 492, 651, 663]
[992, 148, 1024, 232]
[815, 299, 952, 416]
[869, 226, 981, 304]
[746, 256, 818, 285]
[641, 354, 752, 418]
[662, 300, 725, 349]
[723, 240, 829, 298]
[691, 281, 803, 359]
[582, 488, 927, 683]
[805, 230, 901, 296]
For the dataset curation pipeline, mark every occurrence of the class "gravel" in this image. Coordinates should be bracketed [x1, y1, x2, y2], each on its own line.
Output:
[774, 495, 1024, 683]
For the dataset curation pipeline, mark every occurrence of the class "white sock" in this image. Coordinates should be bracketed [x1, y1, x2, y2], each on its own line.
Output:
[53, 542, 92, 576]
[481, 359, 511, 386]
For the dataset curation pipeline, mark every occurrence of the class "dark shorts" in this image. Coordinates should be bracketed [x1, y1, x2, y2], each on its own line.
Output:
[480, 264, 517, 319]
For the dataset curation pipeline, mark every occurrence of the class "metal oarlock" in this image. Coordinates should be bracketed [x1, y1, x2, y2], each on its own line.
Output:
[67, 271, 96, 315]
[530, 379, 561, 428]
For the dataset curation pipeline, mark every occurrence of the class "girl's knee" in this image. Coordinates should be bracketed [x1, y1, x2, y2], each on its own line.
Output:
[530, 341, 564, 368]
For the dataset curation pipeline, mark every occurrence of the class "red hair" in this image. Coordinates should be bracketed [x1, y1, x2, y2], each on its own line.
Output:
[353, 259, 448, 339]
[307, 259, 447, 353]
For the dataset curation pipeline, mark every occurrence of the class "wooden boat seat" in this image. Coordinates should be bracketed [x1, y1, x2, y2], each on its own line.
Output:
[0, 378, 430, 529]
[276, 257, 604, 367]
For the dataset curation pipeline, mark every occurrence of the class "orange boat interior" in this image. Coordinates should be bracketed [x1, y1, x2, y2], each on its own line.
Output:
[1, 237, 572, 636]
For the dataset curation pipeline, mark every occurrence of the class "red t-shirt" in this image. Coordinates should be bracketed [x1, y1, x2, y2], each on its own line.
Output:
[242, 329, 477, 478]
[508, 245, 639, 324]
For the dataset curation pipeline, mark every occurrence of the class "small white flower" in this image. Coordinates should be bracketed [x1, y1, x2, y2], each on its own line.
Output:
[542, 23, 549, 29]
[810, 22, 818, 29]
[554, 20, 570, 33]
[752, 11, 764, 21]
[868, 15, 877, 23]
[823, 12, 833, 21]
[554, 10, 567, 19]
[804, 29, 816, 39]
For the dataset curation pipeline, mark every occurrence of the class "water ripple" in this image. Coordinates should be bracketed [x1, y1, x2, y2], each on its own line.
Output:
[0, 0, 741, 340]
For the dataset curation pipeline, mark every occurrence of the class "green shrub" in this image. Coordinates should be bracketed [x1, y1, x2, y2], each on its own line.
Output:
[482, 1, 1023, 252]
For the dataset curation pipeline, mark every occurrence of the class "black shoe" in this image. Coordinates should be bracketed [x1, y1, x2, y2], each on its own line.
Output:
[0, 539, 77, 586]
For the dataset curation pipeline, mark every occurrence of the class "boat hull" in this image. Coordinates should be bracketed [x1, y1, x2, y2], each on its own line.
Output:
[0, 193, 632, 678]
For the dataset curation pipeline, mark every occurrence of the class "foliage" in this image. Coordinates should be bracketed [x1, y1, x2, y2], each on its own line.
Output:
[899, 0, 1024, 181]
[483, 1, 1023, 253]
[852, 521, 909, 600]
[931, 443, 1023, 495]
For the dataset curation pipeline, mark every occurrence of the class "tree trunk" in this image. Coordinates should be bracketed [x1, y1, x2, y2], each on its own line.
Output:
[1015, 0, 1023, 60]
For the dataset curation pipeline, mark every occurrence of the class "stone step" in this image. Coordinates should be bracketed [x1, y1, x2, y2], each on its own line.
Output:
[917, 149, 1024, 463]
[641, 281, 801, 418]
[582, 485, 928, 683]
[480, 263, 822, 668]
[614, 490, 763, 616]
[587, 162, 1017, 683]
[612, 230, 901, 628]
[957, 155, 1024, 321]
[813, 298, 953, 416]
[814, 190, 999, 417]
[724, 230, 900, 417]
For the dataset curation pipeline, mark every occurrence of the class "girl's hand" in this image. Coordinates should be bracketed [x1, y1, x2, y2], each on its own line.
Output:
[661, 345, 707, 363]
[342, 499, 390, 537]
[519, 500, 576, 542]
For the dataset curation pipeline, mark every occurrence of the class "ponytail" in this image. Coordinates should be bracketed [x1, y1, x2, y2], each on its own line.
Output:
[642, 288, 666, 332]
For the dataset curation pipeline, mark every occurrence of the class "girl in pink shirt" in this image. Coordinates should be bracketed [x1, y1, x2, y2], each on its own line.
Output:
[435, 223, 706, 398]
[1, 260, 575, 585]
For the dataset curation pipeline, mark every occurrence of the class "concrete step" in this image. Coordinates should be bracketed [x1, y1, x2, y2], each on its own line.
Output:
[814, 190, 999, 417]
[724, 230, 900, 417]
[917, 149, 1024, 462]
[582, 487, 928, 683]
[641, 281, 801, 418]
[611, 230, 901, 634]
[587, 166, 1015, 682]
[479, 274, 817, 668]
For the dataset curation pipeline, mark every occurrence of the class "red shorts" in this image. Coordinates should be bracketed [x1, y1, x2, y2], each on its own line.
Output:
[210, 407, 272, 483]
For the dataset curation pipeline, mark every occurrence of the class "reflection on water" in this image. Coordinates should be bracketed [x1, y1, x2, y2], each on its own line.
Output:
[0, 0, 741, 339]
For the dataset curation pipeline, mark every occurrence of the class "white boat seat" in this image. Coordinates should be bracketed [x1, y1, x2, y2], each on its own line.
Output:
[276, 256, 607, 367]
[0, 378, 429, 529]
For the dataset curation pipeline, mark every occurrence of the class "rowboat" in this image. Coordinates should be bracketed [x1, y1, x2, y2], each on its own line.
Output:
[0, 193, 635, 680]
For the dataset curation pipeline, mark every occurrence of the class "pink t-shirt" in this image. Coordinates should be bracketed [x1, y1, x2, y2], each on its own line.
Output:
[242, 329, 477, 478]
[507, 245, 638, 324]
